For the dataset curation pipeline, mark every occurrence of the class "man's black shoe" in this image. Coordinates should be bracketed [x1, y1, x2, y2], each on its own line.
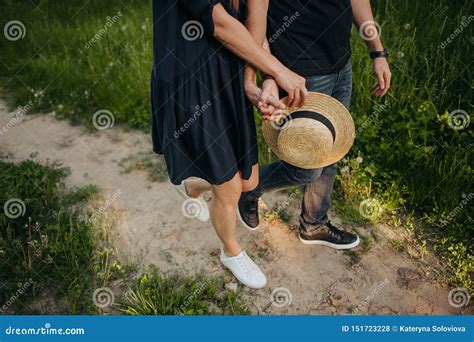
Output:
[299, 221, 359, 249]
[237, 193, 259, 231]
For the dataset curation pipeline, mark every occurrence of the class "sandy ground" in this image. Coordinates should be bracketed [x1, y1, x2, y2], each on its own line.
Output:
[0, 99, 466, 315]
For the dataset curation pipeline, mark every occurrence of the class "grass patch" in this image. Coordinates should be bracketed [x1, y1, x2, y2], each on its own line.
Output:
[119, 151, 168, 183]
[0, 158, 102, 313]
[121, 266, 250, 315]
[0, 159, 250, 314]
[344, 250, 362, 267]
[0, 0, 151, 130]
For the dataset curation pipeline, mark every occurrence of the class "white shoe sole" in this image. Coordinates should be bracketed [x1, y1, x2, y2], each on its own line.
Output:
[299, 235, 360, 249]
[237, 206, 259, 231]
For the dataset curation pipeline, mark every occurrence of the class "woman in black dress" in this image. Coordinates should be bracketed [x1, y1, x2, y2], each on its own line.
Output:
[151, 0, 307, 288]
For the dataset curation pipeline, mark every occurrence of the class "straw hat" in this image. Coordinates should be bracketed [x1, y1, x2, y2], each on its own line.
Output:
[262, 92, 355, 169]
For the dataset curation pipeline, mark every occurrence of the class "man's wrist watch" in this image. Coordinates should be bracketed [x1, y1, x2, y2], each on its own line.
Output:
[370, 49, 389, 60]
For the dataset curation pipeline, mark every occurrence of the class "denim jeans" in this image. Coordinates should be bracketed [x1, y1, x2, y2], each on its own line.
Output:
[248, 61, 352, 233]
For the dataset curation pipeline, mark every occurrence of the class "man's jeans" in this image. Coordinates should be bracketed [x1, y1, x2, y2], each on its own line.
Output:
[248, 61, 352, 233]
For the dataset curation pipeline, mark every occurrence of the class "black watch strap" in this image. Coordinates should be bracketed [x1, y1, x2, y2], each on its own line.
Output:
[370, 49, 389, 60]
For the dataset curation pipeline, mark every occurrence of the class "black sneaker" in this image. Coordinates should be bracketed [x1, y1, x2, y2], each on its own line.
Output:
[237, 192, 260, 231]
[299, 221, 360, 249]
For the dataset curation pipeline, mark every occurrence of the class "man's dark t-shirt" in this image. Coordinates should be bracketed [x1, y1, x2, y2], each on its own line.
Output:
[267, 0, 353, 76]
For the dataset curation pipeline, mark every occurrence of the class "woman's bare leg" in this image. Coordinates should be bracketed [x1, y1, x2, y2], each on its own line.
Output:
[210, 173, 242, 256]
[185, 177, 212, 198]
[241, 164, 259, 192]
[185, 162, 258, 197]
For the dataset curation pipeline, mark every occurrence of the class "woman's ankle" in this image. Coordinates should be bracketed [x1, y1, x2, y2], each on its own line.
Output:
[223, 242, 242, 257]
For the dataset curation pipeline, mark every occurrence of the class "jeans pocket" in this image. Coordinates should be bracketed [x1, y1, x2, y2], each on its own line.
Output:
[305, 74, 336, 95]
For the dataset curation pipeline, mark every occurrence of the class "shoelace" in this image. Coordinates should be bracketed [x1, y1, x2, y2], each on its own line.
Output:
[327, 222, 343, 240]
[235, 253, 257, 278]
[243, 195, 258, 215]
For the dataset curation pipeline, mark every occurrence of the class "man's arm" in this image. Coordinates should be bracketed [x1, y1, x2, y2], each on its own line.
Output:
[352, 0, 392, 97]
[210, 3, 306, 105]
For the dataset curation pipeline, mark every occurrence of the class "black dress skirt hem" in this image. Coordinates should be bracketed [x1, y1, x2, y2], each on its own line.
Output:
[151, 1, 258, 186]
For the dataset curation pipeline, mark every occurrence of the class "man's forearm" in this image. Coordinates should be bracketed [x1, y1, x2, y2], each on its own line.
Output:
[246, 0, 269, 46]
[351, 0, 384, 51]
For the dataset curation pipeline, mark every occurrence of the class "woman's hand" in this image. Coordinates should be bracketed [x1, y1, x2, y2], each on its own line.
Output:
[244, 65, 286, 121]
[244, 82, 263, 107]
[274, 68, 308, 107]
[258, 79, 287, 121]
[245, 81, 286, 121]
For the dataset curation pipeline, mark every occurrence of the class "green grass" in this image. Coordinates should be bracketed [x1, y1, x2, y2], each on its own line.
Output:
[0, 0, 472, 289]
[0, 159, 101, 313]
[0, 158, 250, 314]
[121, 266, 250, 315]
[0, 0, 151, 130]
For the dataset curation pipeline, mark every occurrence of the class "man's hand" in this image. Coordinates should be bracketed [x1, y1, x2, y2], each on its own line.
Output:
[274, 67, 308, 107]
[373, 57, 391, 97]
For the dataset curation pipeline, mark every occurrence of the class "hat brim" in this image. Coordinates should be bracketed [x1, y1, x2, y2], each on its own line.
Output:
[262, 92, 355, 169]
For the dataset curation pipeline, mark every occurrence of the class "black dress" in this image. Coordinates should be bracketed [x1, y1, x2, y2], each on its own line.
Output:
[151, 0, 258, 185]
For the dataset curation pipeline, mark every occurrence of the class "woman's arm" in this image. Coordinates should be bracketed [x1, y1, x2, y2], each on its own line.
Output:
[212, 3, 307, 106]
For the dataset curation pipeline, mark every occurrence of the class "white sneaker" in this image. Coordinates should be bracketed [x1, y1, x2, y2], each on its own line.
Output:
[220, 249, 267, 289]
[175, 180, 210, 222]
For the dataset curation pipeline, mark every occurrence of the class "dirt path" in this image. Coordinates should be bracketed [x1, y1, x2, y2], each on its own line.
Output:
[0, 100, 461, 315]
